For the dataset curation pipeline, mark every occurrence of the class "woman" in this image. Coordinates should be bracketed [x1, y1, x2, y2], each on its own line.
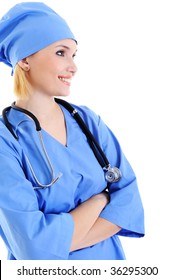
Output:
[0, 2, 144, 260]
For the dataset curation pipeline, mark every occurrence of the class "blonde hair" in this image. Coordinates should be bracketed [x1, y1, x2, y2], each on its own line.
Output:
[13, 64, 31, 99]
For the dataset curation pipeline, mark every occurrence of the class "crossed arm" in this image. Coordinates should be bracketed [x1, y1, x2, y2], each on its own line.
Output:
[69, 192, 121, 252]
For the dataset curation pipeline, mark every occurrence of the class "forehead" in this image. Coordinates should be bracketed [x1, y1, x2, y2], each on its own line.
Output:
[27, 39, 77, 60]
[41, 39, 77, 52]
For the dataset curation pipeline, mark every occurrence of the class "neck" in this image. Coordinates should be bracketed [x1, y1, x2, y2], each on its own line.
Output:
[16, 94, 59, 121]
[15, 94, 67, 146]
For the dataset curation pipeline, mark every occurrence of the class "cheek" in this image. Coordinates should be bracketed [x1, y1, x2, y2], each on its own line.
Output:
[27, 68, 42, 86]
[27, 55, 60, 91]
[28, 67, 60, 94]
[28, 62, 52, 84]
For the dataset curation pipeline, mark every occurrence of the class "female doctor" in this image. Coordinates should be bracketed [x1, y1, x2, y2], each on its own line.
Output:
[0, 2, 144, 260]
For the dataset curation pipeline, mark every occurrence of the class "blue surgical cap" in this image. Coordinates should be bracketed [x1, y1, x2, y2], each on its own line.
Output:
[0, 2, 76, 72]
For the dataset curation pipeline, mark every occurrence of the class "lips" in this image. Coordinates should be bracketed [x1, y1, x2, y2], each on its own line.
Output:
[58, 76, 72, 86]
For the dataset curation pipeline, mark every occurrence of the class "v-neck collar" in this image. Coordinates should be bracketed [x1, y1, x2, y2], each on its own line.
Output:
[7, 104, 79, 148]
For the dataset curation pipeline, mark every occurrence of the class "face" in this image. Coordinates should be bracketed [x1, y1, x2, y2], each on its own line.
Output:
[24, 39, 77, 97]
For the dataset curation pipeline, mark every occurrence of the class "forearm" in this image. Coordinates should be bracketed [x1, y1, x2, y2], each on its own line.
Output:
[69, 193, 108, 252]
[73, 217, 121, 251]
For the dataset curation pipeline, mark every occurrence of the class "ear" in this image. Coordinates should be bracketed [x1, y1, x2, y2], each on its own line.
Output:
[18, 58, 30, 72]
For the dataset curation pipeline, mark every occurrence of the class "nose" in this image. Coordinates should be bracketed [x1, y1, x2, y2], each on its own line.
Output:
[67, 58, 78, 76]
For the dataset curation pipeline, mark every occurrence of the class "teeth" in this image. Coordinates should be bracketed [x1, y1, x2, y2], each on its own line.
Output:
[59, 77, 71, 83]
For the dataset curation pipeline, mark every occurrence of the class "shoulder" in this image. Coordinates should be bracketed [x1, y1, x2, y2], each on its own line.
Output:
[70, 103, 101, 128]
[0, 116, 22, 156]
[68, 103, 112, 146]
[0, 116, 11, 140]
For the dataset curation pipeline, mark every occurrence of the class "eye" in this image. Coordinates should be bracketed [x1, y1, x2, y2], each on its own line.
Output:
[56, 50, 65, 56]
[72, 53, 76, 59]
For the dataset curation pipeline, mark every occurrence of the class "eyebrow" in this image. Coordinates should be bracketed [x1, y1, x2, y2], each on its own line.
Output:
[55, 44, 70, 49]
[55, 44, 77, 52]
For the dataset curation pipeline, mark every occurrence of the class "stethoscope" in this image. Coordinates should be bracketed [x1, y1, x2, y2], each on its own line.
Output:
[2, 98, 121, 189]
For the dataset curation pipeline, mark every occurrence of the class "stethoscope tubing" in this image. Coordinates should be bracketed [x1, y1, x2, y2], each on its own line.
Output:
[2, 98, 121, 188]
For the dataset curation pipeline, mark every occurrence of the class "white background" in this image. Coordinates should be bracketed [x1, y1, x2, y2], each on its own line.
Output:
[0, 0, 172, 266]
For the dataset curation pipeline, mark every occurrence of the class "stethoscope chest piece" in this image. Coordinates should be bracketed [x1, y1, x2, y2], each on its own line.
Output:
[104, 164, 121, 183]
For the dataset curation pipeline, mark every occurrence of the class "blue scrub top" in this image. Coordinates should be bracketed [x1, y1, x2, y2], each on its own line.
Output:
[0, 103, 144, 260]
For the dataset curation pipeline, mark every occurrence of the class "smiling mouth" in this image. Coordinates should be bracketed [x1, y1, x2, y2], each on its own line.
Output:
[58, 76, 72, 86]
